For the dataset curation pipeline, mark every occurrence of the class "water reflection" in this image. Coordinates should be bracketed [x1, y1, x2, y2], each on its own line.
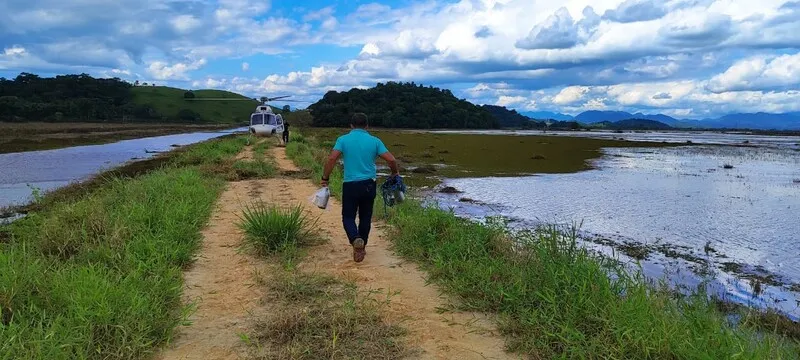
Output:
[432, 144, 800, 319]
[0, 128, 245, 208]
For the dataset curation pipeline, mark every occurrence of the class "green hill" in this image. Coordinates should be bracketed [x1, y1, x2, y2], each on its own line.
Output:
[131, 86, 268, 124]
[0, 72, 281, 124]
[308, 81, 499, 129]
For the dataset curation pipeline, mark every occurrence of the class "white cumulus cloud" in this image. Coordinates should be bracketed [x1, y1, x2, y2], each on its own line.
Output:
[553, 86, 590, 105]
[708, 52, 800, 92]
[170, 15, 201, 33]
[147, 58, 207, 80]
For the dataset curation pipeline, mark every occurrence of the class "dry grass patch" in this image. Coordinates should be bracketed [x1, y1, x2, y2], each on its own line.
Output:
[243, 269, 416, 360]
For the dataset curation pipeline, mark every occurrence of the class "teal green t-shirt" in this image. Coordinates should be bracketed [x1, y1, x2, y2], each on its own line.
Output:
[333, 129, 389, 183]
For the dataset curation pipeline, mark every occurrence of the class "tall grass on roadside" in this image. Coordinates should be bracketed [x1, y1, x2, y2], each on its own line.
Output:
[285, 132, 344, 198]
[0, 136, 248, 359]
[387, 202, 800, 359]
[0, 168, 223, 360]
[237, 201, 319, 256]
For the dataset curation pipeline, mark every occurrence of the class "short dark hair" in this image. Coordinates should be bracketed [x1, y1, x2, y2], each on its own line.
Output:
[351, 112, 368, 128]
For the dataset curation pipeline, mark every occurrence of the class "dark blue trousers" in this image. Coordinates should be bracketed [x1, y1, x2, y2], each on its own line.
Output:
[341, 179, 377, 245]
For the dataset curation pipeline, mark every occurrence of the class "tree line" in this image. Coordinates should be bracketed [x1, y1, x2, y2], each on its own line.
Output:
[1, 72, 586, 129]
[308, 81, 500, 129]
[0, 73, 168, 122]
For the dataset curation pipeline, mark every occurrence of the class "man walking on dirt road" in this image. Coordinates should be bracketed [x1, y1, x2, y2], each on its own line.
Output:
[321, 113, 399, 262]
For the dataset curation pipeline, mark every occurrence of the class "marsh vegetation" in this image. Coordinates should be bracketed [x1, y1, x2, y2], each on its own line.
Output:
[300, 127, 677, 186]
[285, 130, 800, 358]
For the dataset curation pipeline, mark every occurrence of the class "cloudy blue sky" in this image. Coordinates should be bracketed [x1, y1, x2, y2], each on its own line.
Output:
[1, 0, 799, 119]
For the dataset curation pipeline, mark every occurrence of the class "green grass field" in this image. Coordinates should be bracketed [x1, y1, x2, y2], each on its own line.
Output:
[131, 86, 284, 124]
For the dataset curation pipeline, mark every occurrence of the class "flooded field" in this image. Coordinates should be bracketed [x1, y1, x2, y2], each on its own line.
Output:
[432, 129, 800, 151]
[435, 144, 800, 319]
[0, 127, 245, 209]
[306, 127, 800, 319]
[0, 122, 237, 154]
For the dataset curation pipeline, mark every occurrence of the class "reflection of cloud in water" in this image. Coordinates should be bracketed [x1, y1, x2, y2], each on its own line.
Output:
[0, 128, 245, 208]
[430, 143, 800, 320]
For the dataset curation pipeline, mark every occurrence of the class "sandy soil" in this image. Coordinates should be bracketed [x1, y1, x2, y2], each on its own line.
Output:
[153, 143, 270, 360]
[155, 142, 519, 360]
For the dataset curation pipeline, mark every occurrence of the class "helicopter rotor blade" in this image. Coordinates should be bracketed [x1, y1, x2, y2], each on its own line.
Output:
[266, 95, 291, 101]
[184, 98, 256, 101]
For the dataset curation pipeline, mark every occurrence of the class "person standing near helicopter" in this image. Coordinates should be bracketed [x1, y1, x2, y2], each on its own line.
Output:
[320, 113, 399, 262]
[282, 121, 290, 144]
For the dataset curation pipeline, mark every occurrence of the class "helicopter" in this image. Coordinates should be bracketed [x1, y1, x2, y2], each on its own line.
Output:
[184, 94, 303, 142]
[247, 95, 301, 137]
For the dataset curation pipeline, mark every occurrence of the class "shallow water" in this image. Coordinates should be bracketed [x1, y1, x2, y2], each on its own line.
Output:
[434, 143, 800, 318]
[0, 127, 246, 208]
[430, 129, 800, 150]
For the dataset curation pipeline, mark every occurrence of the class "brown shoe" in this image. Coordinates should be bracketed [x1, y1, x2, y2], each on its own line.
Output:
[352, 237, 366, 262]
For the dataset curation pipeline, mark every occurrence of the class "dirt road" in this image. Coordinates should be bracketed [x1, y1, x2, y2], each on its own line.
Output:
[155, 143, 519, 360]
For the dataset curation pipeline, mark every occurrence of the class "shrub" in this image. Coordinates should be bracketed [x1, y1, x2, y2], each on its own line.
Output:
[237, 202, 318, 256]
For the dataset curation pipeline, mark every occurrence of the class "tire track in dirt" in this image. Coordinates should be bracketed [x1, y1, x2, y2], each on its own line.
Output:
[266, 146, 519, 360]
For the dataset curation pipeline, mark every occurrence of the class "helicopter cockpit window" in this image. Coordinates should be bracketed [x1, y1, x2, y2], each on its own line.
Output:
[266, 114, 277, 126]
[251, 114, 264, 125]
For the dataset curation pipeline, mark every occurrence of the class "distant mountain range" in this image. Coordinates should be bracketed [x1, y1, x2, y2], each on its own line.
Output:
[520, 110, 800, 130]
[592, 119, 674, 130]
[519, 111, 574, 121]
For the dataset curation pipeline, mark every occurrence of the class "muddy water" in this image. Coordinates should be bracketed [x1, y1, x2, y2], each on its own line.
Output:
[434, 141, 800, 319]
[0, 128, 246, 209]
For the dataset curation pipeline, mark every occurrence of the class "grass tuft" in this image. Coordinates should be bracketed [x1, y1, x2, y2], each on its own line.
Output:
[237, 201, 319, 256]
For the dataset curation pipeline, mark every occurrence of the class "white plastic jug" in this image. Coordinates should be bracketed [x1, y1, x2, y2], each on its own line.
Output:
[394, 189, 405, 203]
[313, 187, 330, 209]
